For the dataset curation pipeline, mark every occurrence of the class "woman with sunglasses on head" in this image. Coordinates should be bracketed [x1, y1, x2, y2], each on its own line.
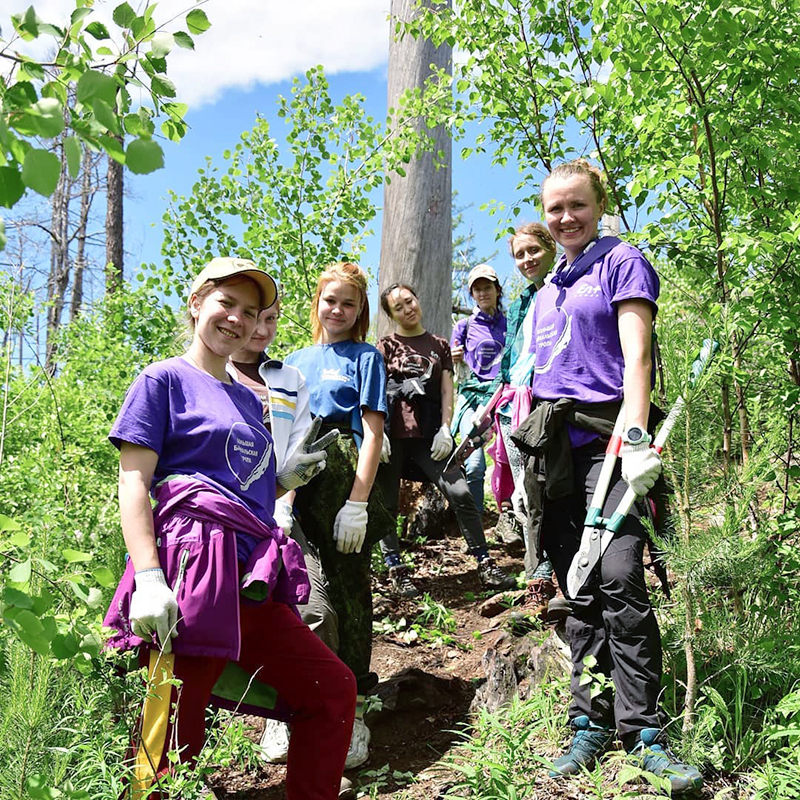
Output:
[375, 283, 516, 599]
[522, 160, 702, 793]
[103, 258, 355, 800]
[284, 262, 389, 771]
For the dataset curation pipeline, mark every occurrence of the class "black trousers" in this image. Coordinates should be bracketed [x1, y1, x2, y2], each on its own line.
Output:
[377, 437, 488, 558]
[542, 439, 664, 748]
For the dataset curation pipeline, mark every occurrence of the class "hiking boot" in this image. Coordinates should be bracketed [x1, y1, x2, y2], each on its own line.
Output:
[477, 557, 517, 591]
[494, 510, 524, 549]
[339, 776, 356, 799]
[524, 578, 557, 619]
[631, 728, 703, 794]
[259, 718, 290, 763]
[547, 591, 572, 623]
[388, 565, 421, 598]
[344, 717, 370, 769]
[549, 715, 614, 777]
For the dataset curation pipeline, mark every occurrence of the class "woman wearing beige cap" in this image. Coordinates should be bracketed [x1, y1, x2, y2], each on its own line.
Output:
[103, 257, 356, 799]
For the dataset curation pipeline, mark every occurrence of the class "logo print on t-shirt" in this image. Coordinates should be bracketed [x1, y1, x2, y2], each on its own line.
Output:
[534, 307, 572, 374]
[473, 336, 503, 369]
[225, 422, 273, 491]
[400, 354, 434, 380]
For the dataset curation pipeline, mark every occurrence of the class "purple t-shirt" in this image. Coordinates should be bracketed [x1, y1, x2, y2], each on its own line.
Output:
[109, 356, 277, 528]
[531, 241, 659, 432]
[451, 308, 507, 382]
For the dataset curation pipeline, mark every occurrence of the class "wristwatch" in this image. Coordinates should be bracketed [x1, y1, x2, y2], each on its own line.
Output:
[622, 426, 652, 446]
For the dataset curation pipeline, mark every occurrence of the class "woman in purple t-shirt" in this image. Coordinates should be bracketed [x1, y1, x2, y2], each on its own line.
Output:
[105, 258, 355, 800]
[531, 161, 702, 793]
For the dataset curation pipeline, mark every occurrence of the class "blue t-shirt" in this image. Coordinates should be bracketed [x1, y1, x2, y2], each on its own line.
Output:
[285, 340, 387, 440]
[109, 357, 277, 558]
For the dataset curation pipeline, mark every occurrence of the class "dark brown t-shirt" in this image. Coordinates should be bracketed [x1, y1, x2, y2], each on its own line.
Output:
[377, 332, 453, 439]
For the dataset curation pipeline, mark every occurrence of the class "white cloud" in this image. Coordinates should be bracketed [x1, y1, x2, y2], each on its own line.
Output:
[2, 0, 391, 107]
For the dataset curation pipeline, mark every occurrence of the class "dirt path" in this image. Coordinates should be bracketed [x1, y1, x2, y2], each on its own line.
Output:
[210, 520, 736, 799]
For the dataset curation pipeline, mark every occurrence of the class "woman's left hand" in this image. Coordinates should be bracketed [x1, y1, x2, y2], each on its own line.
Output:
[430, 426, 454, 461]
[620, 442, 662, 496]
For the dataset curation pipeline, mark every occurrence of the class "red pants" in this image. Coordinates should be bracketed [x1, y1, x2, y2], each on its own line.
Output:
[133, 598, 355, 799]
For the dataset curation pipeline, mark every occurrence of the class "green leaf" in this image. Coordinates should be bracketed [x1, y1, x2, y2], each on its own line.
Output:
[92, 98, 122, 134]
[92, 566, 117, 587]
[3, 587, 33, 609]
[6, 531, 31, 548]
[0, 219, 5, 251]
[77, 70, 118, 107]
[0, 514, 21, 533]
[71, 7, 93, 26]
[13, 610, 50, 655]
[9, 557, 32, 584]
[21, 149, 61, 197]
[64, 136, 81, 178]
[51, 632, 80, 659]
[126, 138, 163, 174]
[112, 2, 136, 28]
[151, 32, 174, 58]
[62, 548, 92, 563]
[186, 8, 211, 34]
[19, 97, 64, 138]
[85, 21, 111, 39]
[173, 31, 195, 49]
[150, 75, 176, 98]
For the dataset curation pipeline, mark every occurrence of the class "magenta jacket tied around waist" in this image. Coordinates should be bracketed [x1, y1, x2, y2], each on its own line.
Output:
[104, 475, 311, 661]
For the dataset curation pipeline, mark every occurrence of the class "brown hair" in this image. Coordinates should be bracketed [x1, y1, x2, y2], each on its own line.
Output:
[310, 262, 370, 343]
[508, 222, 557, 256]
[379, 283, 418, 319]
[541, 158, 608, 213]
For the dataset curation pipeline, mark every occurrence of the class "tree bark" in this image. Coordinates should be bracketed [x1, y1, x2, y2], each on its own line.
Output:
[44, 143, 71, 373]
[378, 0, 453, 340]
[105, 148, 124, 296]
[70, 149, 96, 323]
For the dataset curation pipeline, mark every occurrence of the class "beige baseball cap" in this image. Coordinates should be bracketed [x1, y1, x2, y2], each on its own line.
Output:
[467, 263, 500, 291]
[190, 257, 278, 309]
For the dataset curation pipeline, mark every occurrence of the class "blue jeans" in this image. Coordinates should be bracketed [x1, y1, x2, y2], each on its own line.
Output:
[458, 412, 486, 512]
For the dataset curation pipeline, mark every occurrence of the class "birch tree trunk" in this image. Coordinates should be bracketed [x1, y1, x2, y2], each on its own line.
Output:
[70, 150, 96, 323]
[378, 0, 452, 340]
[105, 148, 124, 296]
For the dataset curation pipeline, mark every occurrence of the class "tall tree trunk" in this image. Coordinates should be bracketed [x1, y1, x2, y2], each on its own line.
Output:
[105, 148, 124, 296]
[45, 143, 71, 373]
[378, 0, 453, 340]
[70, 150, 96, 323]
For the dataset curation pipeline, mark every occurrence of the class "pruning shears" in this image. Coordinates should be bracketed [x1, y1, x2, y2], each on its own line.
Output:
[566, 339, 720, 599]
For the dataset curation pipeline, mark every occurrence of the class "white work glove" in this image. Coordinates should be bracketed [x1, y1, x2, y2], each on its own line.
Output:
[333, 500, 368, 554]
[380, 435, 392, 464]
[430, 425, 454, 461]
[273, 499, 294, 535]
[620, 442, 662, 496]
[129, 568, 179, 654]
[277, 417, 339, 491]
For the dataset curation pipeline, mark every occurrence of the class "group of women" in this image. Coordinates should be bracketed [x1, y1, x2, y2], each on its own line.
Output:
[103, 159, 702, 798]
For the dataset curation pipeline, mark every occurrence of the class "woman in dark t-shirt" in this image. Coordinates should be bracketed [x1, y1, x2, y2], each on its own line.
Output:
[375, 283, 516, 598]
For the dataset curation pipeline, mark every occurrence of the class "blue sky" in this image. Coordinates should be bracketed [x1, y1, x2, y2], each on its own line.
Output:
[2, 0, 543, 309]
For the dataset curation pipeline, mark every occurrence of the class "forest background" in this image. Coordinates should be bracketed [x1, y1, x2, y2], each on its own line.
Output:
[0, 0, 798, 798]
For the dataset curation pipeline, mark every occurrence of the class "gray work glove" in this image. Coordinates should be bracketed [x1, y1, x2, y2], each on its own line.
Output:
[620, 442, 662, 496]
[129, 568, 179, 653]
[430, 425, 454, 461]
[380, 435, 392, 464]
[277, 416, 339, 491]
[333, 500, 368, 554]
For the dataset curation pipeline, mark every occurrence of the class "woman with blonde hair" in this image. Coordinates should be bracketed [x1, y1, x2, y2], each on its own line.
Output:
[285, 262, 389, 770]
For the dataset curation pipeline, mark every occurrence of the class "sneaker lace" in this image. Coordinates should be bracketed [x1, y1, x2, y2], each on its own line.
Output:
[568, 727, 611, 761]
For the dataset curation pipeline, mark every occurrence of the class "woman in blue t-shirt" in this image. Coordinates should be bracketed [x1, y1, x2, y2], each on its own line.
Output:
[285, 261, 388, 769]
[104, 257, 355, 799]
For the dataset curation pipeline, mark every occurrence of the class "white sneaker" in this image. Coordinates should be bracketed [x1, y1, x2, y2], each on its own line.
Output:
[259, 718, 290, 763]
[344, 717, 370, 769]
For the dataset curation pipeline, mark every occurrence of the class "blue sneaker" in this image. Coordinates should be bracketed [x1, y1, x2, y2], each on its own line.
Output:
[549, 715, 614, 777]
[632, 728, 703, 794]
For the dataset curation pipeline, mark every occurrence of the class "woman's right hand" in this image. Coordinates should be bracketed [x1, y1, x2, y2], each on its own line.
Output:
[129, 568, 179, 653]
[380, 436, 392, 464]
[451, 344, 465, 364]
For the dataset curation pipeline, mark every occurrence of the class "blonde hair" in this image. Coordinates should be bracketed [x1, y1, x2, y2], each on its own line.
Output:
[508, 222, 557, 256]
[310, 262, 370, 344]
[541, 158, 608, 213]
